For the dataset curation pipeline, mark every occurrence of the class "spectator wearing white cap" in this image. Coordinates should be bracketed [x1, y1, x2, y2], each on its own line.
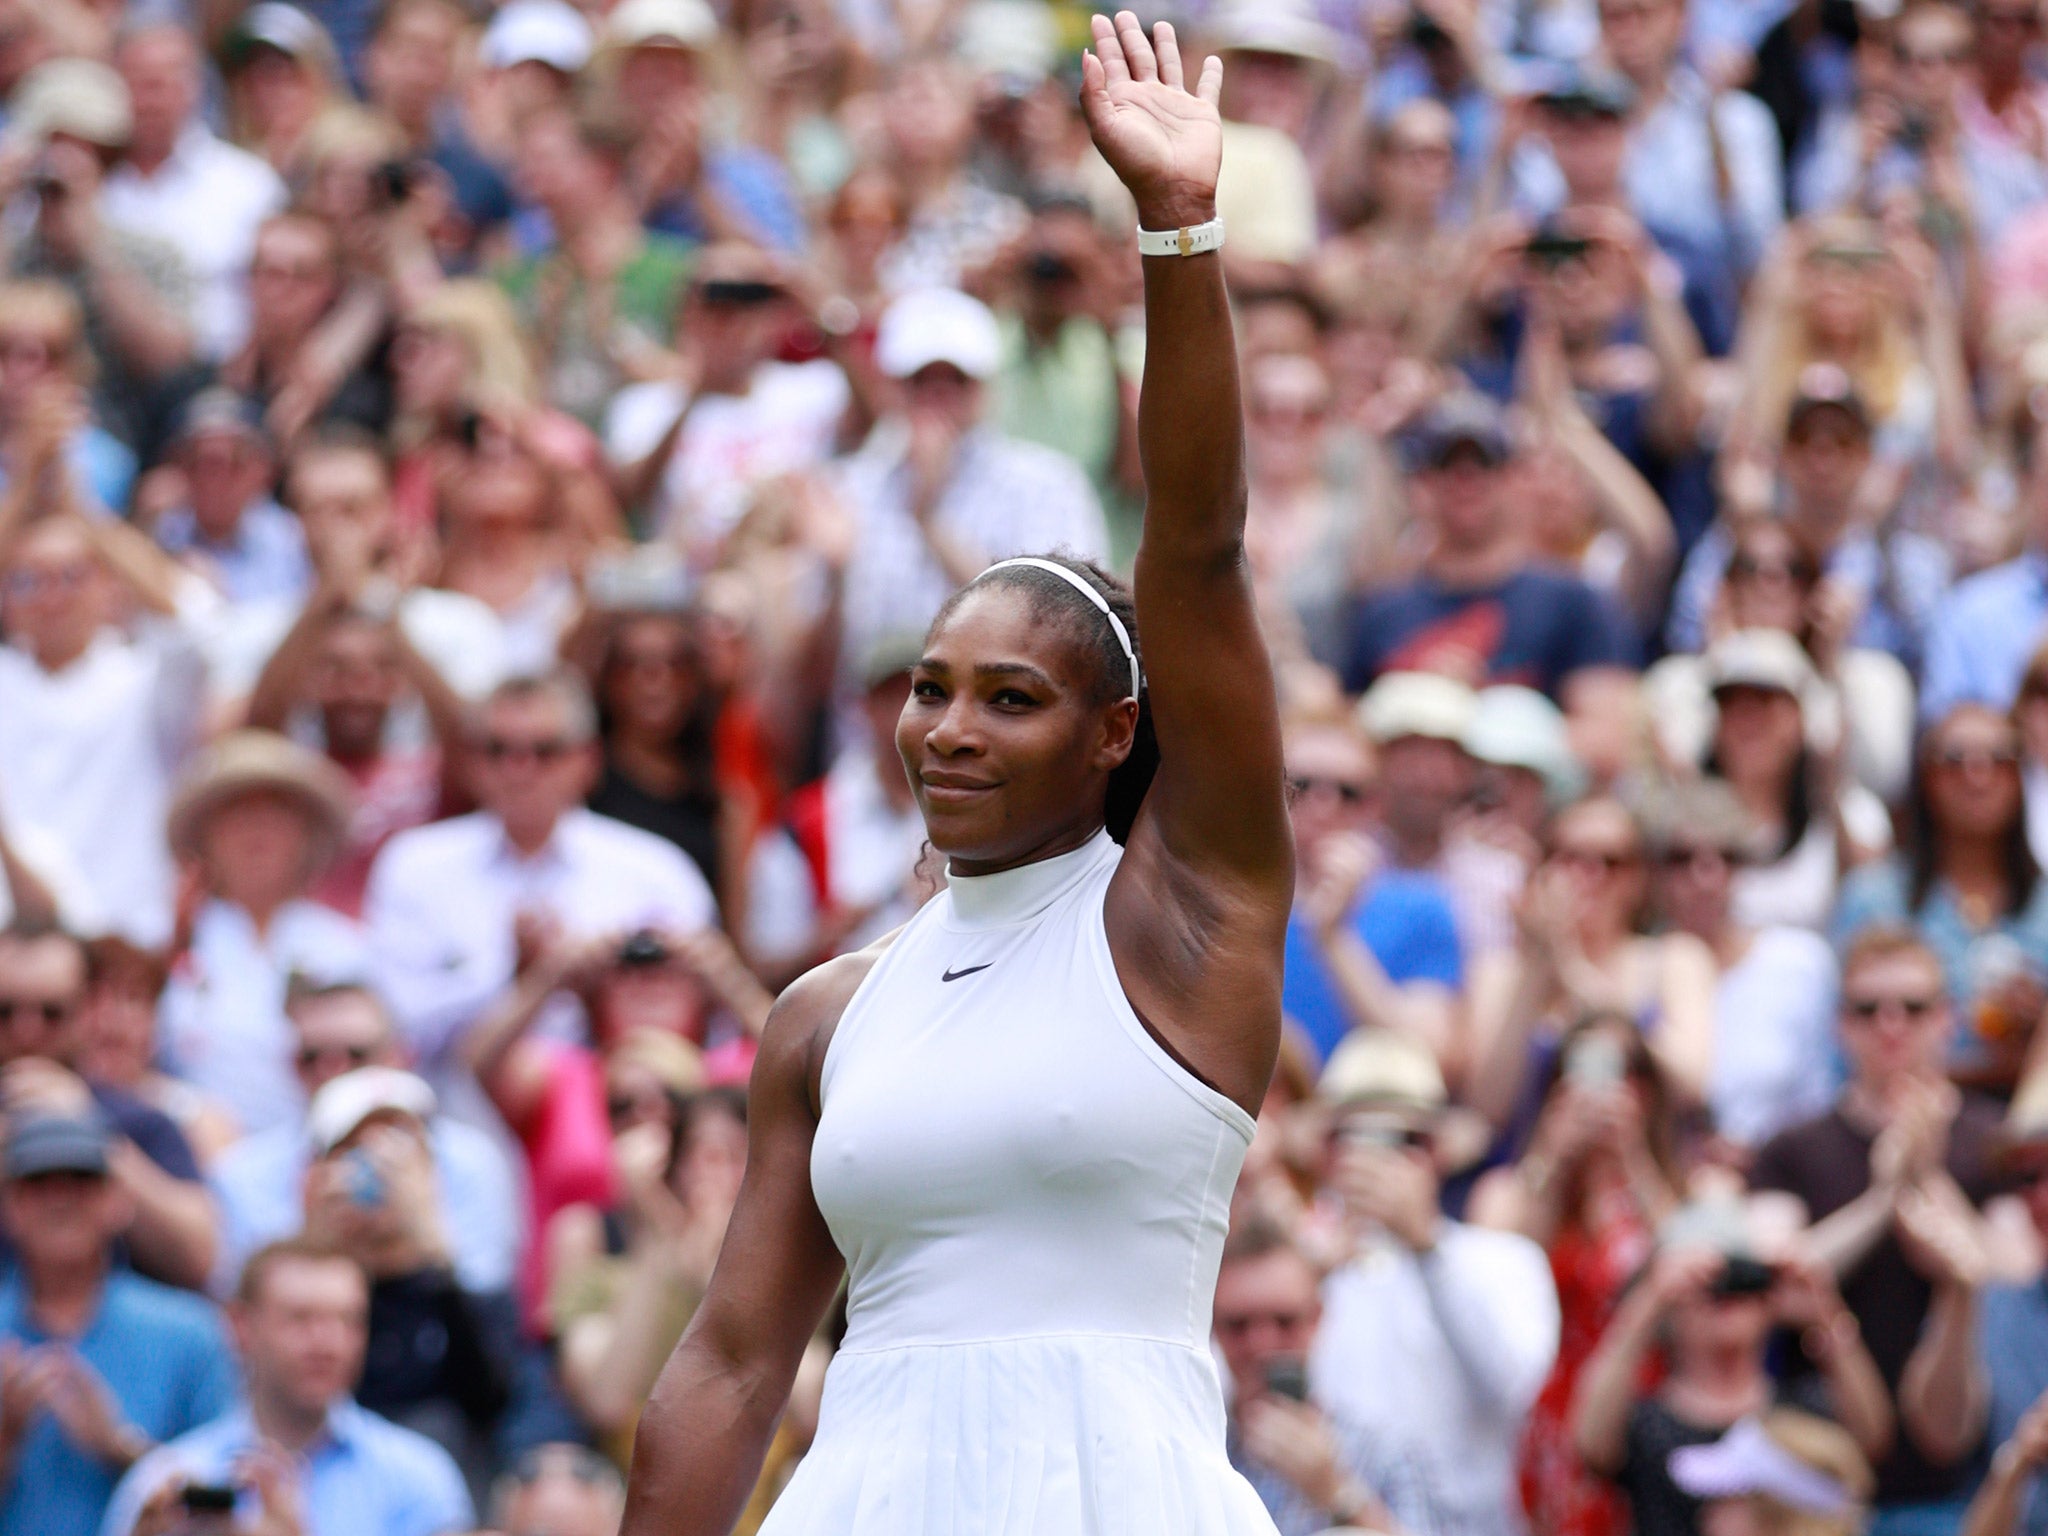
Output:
[1311, 1030, 1560, 1536]
[1357, 671, 1527, 960]
[478, 0, 592, 111]
[152, 388, 309, 606]
[102, 26, 287, 363]
[594, 0, 804, 252]
[1, 57, 196, 453]
[299, 1066, 515, 1499]
[834, 286, 1108, 681]
[220, 3, 343, 177]
[1462, 685, 1586, 859]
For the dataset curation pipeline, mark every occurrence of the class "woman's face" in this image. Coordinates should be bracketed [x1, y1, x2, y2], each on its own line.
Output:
[443, 444, 548, 532]
[1799, 248, 1881, 343]
[1245, 356, 1333, 474]
[1725, 527, 1817, 634]
[1924, 705, 2023, 840]
[1714, 685, 1805, 782]
[672, 1101, 747, 1214]
[1376, 106, 1456, 220]
[1547, 800, 1647, 926]
[390, 323, 468, 417]
[201, 790, 315, 907]
[897, 584, 1137, 870]
[605, 1061, 680, 1138]
[604, 616, 702, 741]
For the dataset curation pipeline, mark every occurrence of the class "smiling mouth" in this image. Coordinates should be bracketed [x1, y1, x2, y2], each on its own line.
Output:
[921, 778, 999, 801]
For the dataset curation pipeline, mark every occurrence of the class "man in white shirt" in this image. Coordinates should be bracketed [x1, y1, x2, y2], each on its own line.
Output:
[365, 670, 719, 1081]
[1308, 1032, 1560, 1536]
[103, 26, 288, 360]
[835, 288, 1109, 680]
[0, 424, 212, 945]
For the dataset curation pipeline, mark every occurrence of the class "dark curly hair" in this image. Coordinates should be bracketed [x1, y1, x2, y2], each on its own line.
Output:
[929, 556, 1158, 844]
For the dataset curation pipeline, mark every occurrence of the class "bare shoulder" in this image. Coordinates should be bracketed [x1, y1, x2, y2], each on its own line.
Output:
[759, 929, 901, 1118]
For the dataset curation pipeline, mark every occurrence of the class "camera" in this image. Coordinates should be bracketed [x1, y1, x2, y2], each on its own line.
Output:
[1024, 250, 1076, 284]
[372, 158, 418, 208]
[1524, 231, 1594, 270]
[617, 930, 671, 968]
[1709, 1256, 1779, 1298]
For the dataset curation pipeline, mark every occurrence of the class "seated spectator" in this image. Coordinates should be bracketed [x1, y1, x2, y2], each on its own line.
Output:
[1571, 1213, 1893, 1536]
[1338, 393, 1639, 778]
[1667, 1411, 1876, 1536]
[366, 670, 719, 1089]
[1357, 671, 1529, 960]
[1214, 1213, 1435, 1536]
[104, 25, 288, 364]
[1750, 927, 2008, 1520]
[0, 1112, 235, 1536]
[75, 937, 239, 1165]
[605, 244, 853, 551]
[833, 288, 1109, 672]
[157, 730, 366, 1134]
[497, 102, 696, 431]
[152, 388, 310, 606]
[102, 1239, 473, 1536]
[1283, 704, 1463, 1068]
[488, 1443, 626, 1536]
[1466, 794, 1717, 1129]
[1311, 1031, 1561, 1536]
[0, 484, 211, 946]
[1, 63, 193, 459]
[1648, 780, 1840, 1149]
[0, 928, 217, 1289]
[300, 1068, 515, 1497]
[1700, 630, 1891, 935]
[551, 1085, 745, 1463]
[1834, 704, 2048, 1089]
[210, 981, 518, 1298]
[1468, 1013, 1686, 1536]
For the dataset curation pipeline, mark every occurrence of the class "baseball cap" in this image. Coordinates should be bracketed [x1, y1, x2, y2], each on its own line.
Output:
[480, 0, 594, 72]
[874, 289, 1003, 381]
[1705, 628, 1818, 702]
[1206, 0, 1341, 64]
[224, 3, 338, 71]
[9, 58, 133, 149]
[172, 387, 270, 452]
[1463, 685, 1584, 807]
[1319, 1029, 1448, 1111]
[1669, 1417, 1863, 1517]
[307, 1066, 436, 1156]
[1534, 65, 1636, 119]
[602, 0, 718, 53]
[1786, 362, 1872, 439]
[1356, 671, 1477, 746]
[1405, 391, 1514, 471]
[4, 1112, 112, 1181]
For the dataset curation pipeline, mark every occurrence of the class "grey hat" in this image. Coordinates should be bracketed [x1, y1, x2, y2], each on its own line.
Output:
[4, 1112, 111, 1181]
[1535, 65, 1637, 119]
[1405, 391, 1514, 471]
[172, 387, 271, 452]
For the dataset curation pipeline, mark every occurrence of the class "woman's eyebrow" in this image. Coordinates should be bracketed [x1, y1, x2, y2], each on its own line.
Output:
[973, 661, 1057, 688]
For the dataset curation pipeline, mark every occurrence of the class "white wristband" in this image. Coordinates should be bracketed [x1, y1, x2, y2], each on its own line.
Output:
[1136, 216, 1225, 258]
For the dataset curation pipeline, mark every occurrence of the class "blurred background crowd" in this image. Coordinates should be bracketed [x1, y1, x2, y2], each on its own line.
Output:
[22, 0, 2048, 1530]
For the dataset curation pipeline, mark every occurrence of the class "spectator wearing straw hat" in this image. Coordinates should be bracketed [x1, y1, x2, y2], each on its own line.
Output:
[157, 729, 364, 1136]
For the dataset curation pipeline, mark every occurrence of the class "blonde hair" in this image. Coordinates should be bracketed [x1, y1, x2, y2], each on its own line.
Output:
[1751, 1410, 1874, 1536]
[296, 103, 406, 175]
[405, 280, 540, 413]
[0, 279, 94, 386]
[1761, 212, 1918, 432]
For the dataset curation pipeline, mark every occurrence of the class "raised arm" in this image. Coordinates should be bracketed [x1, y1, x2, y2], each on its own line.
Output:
[1082, 15, 1288, 888]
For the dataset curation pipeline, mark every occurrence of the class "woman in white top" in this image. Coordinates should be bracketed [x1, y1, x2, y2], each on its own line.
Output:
[620, 17, 1295, 1534]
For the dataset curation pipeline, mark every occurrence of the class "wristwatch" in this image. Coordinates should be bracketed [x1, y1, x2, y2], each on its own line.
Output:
[1136, 216, 1226, 257]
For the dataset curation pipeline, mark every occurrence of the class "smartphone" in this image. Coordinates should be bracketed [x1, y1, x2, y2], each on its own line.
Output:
[179, 1484, 239, 1513]
[1564, 1035, 1627, 1088]
[1263, 1355, 1311, 1403]
[1710, 1256, 1778, 1298]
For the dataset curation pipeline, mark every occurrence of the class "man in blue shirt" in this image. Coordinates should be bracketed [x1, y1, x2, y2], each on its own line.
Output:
[151, 390, 310, 607]
[0, 1111, 235, 1536]
[1922, 419, 2048, 724]
[102, 1238, 473, 1536]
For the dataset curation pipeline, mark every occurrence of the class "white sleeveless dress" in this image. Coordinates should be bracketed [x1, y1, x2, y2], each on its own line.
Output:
[759, 830, 1281, 1535]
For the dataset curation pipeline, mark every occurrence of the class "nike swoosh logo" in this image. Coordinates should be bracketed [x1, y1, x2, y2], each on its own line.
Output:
[941, 964, 994, 983]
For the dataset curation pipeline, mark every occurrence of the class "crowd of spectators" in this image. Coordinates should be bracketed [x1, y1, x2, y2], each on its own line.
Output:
[24, 0, 2048, 1532]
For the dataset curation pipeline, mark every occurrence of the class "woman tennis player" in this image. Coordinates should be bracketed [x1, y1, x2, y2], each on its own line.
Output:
[620, 14, 1293, 1531]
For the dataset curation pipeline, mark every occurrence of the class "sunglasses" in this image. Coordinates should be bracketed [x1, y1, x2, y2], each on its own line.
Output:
[296, 1043, 374, 1072]
[697, 279, 784, 308]
[1288, 775, 1367, 804]
[480, 736, 575, 764]
[1843, 994, 1943, 1022]
[0, 998, 71, 1027]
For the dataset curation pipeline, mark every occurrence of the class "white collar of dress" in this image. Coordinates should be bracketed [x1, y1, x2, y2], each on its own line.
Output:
[944, 829, 1114, 930]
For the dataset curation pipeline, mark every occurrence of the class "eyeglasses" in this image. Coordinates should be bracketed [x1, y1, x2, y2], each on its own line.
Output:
[296, 1042, 374, 1072]
[1288, 775, 1368, 804]
[1843, 994, 1943, 1023]
[0, 998, 72, 1027]
[1929, 744, 2020, 772]
[1728, 554, 1817, 585]
[1214, 1308, 1310, 1336]
[480, 736, 575, 764]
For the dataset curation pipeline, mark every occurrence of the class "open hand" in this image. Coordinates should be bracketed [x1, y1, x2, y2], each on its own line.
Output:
[1079, 13, 1223, 231]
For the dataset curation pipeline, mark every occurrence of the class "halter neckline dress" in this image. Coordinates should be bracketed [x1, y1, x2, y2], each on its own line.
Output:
[758, 829, 1281, 1534]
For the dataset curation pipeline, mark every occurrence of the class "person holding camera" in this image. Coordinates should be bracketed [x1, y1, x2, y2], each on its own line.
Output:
[1215, 1214, 1435, 1536]
[102, 1239, 473, 1536]
[1310, 1031, 1560, 1536]
[1570, 1220, 1893, 1536]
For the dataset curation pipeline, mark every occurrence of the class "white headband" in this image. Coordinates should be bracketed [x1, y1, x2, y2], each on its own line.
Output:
[980, 557, 1141, 701]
